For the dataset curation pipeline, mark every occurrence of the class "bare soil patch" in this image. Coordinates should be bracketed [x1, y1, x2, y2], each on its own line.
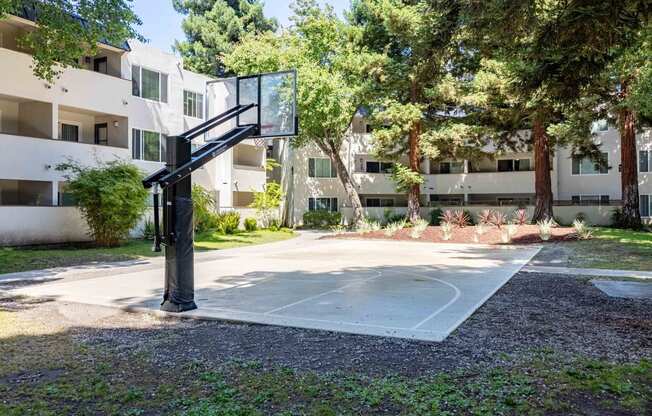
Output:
[328, 224, 577, 245]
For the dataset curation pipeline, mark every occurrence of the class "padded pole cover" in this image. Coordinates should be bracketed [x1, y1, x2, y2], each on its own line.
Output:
[160, 136, 197, 312]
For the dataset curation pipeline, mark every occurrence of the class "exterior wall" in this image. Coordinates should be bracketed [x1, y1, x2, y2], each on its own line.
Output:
[282, 114, 652, 227]
[0, 33, 268, 245]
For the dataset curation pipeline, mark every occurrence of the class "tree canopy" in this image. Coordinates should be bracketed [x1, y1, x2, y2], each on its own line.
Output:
[0, 0, 141, 81]
[173, 0, 277, 76]
[225, 0, 381, 225]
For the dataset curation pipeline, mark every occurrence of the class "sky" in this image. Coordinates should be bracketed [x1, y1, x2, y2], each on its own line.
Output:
[131, 0, 350, 54]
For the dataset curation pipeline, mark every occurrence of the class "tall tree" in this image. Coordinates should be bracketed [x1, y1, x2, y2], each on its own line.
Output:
[350, 0, 467, 222]
[610, 24, 651, 229]
[465, 0, 650, 221]
[173, 0, 277, 76]
[224, 0, 380, 225]
[0, 0, 141, 81]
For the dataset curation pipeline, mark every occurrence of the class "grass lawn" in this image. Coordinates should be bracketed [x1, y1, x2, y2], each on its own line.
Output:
[0, 229, 295, 275]
[566, 227, 652, 271]
[0, 307, 649, 416]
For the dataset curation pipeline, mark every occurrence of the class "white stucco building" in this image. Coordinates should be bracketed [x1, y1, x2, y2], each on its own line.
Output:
[276, 114, 652, 226]
[0, 13, 266, 245]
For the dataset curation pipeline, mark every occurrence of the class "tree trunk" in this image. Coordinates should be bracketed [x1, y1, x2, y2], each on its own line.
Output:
[531, 118, 554, 222]
[317, 140, 364, 226]
[619, 105, 642, 229]
[407, 81, 421, 222]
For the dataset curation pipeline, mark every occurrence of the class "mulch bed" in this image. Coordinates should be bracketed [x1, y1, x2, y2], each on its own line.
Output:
[328, 224, 578, 245]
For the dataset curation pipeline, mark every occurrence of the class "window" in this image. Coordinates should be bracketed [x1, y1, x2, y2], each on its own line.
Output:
[0, 179, 53, 206]
[184, 90, 204, 118]
[309, 158, 336, 178]
[132, 128, 167, 162]
[93, 57, 107, 74]
[131, 65, 168, 103]
[439, 161, 464, 174]
[571, 195, 610, 205]
[641, 195, 650, 217]
[591, 119, 609, 133]
[571, 152, 608, 175]
[497, 159, 531, 172]
[366, 161, 394, 173]
[366, 198, 395, 207]
[60, 123, 79, 142]
[640, 150, 650, 173]
[308, 197, 338, 212]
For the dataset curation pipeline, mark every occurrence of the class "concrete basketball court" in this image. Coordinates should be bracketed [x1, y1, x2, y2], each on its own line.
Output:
[8, 234, 539, 342]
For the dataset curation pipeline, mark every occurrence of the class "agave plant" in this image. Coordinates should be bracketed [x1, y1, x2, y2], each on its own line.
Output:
[384, 220, 407, 237]
[491, 211, 507, 228]
[410, 219, 429, 239]
[439, 209, 455, 225]
[572, 219, 593, 240]
[357, 218, 381, 234]
[453, 210, 471, 227]
[501, 223, 519, 243]
[441, 222, 454, 241]
[537, 218, 555, 241]
[512, 208, 528, 226]
[478, 209, 494, 225]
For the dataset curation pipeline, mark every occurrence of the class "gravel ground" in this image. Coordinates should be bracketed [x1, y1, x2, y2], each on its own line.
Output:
[3, 271, 650, 377]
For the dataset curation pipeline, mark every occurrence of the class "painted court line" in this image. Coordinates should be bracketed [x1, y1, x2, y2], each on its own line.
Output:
[402, 270, 462, 330]
[263, 270, 383, 315]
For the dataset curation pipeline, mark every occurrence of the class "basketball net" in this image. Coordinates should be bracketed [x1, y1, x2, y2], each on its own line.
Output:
[254, 137, 266, 147]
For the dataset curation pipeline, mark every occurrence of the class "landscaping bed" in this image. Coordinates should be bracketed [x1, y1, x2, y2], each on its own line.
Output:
[329, 224, 577, 245]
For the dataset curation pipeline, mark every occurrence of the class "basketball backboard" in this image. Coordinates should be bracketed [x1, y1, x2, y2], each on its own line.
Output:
[236, 70, 298, 138]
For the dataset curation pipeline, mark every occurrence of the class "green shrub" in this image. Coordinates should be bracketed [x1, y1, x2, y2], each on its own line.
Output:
[610, 208, 627, 228]
[463, 210, 476, 225]
[192, 185, 216, 233]
[303, 210, 342, 228]
[56, 160, 147, 247]
[216, 211, 241, 234]
[141, 218, 156, 240]
[250, 182, 283, 228]
[267, 219, 281, 231]
[429, 208, 443, 225]
[383, 208, 406, 225]
[244, 217, 258, 232]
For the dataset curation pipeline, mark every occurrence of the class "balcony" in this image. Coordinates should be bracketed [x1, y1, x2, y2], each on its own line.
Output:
[233, 165, 266, 193]
[0, 47, 131, 117]
[423, 170, 536, 195]
[0, 133, 130, 182]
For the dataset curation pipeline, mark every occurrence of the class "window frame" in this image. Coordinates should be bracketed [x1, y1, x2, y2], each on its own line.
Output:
[571, 194, 610, 205]
[183, 89, 204, 119]
[308, 197, 338, 212]
[639, 150, 650, 173]
[131, 65, 168, 104]
[571, 152, 609, 176]
[308, 157, 337, 178]
[640, 194, 651, 217]
[131, 128, 167, 162]
[365, 197, 395, 208]
[59, 120, 82, 142]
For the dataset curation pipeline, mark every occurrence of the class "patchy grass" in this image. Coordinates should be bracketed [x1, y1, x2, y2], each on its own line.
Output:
[0, 229, 295, 275]
[566, 227, 652, 271]
[0, 311, 649, 416]
[0, 301, 649, 416]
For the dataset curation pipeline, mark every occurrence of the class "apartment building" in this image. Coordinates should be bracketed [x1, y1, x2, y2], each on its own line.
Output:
[0, 12, 267, 245]
[276, 113, 652, 226]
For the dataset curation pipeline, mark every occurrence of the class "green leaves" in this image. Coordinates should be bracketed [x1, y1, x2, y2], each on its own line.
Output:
[1, 0, 142, 81]
[174, 0, 277, 76]
[56, 160, 148, 247]
[390, 163, 423, 193]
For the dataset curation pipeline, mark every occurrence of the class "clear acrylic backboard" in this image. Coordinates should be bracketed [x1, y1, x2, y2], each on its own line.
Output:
[236, 70, 298, 138]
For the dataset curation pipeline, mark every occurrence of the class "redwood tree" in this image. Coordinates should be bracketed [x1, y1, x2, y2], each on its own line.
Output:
[465, 0, 650, 221]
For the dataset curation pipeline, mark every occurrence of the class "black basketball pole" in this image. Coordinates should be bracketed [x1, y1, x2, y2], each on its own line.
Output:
[160, 135, 197, 312]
